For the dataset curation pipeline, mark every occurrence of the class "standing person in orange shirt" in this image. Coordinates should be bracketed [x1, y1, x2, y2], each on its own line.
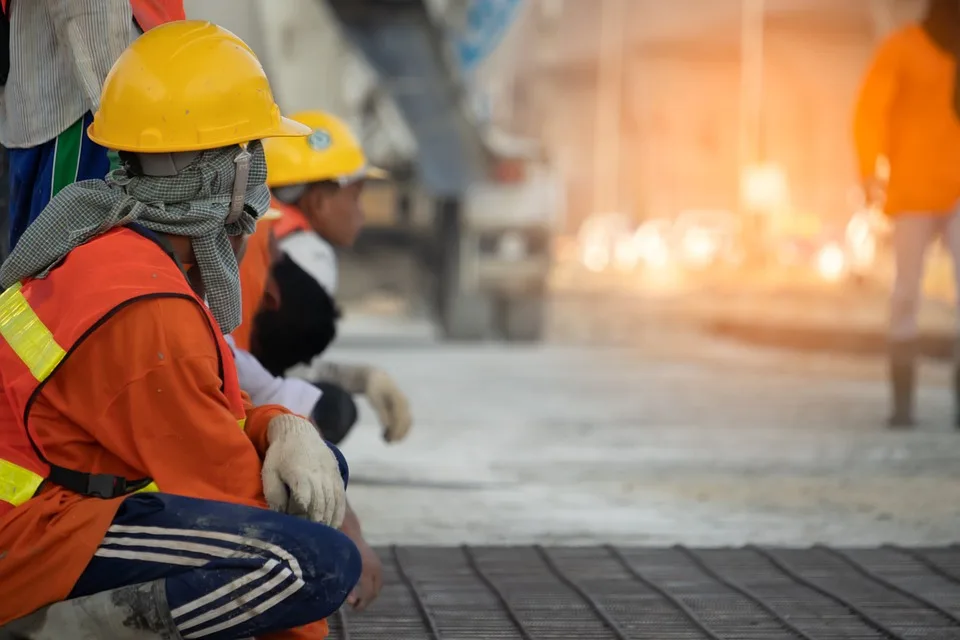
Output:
[0, 20, 358, 640]
[854, 0, 960, 428]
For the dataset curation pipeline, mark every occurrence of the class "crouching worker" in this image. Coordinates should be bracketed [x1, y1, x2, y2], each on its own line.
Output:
[250, 110, 412, 444]
[0, 21, 359, 640]
[231, 214, 367, 446]
[231, 216, 384, 611]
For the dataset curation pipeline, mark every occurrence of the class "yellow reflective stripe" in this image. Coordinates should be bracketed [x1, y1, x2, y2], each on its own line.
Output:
[135, 481, 160, 494]
[0, 282, 67, 381]
[0, 280, 249, 505]
[0, 459, 44, 507]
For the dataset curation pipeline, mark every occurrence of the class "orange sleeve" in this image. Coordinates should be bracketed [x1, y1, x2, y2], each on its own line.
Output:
[241, 390, 291, 458]
[39, 297, 270, 507]
[853, 30, 905, 181]
[37, 298, 329, 639]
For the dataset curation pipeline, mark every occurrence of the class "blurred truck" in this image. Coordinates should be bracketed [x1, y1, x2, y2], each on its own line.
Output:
[185, 0, 561, 342]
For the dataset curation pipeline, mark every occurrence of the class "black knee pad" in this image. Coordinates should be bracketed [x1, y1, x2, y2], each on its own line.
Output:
[311, 382, 358, 445]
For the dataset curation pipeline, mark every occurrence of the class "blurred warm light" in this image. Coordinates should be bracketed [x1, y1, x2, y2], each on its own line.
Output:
[614, 235, 640, 271]
[845, 213, 876, 271]
[632, 222, 671, 269]
[741, 162, 788, 213]
[816, 243, 846, 282]
[644, 241, 670, 268]
[680, 231, 717, 267]
[577, 212, 632, 273]
[581, 243, 610, 272]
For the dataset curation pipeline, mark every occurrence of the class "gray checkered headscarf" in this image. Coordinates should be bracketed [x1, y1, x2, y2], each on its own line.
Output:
[0, 142, 270, 334]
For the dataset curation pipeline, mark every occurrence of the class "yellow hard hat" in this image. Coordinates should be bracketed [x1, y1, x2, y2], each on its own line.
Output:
[264, 110, 387, 188]
[88, 20, 311, 153]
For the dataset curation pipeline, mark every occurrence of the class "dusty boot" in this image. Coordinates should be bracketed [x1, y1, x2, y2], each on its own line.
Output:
[887, 339, 917, 428]
[0, 581, 181, 640]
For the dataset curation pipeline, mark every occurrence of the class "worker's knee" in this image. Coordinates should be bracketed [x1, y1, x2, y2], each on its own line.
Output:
[312, 382, 358, 445]
[275, 520, 362, 618]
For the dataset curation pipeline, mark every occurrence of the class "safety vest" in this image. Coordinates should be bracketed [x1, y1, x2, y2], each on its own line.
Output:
[270, 198, 313, 241]
[0, 1, 183, 29]
[130, 0, 185, 33]
[0, 227, 246, 517]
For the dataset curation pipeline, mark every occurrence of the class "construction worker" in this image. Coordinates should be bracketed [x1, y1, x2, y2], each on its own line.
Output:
[0, 0, 185, 251]
[0, 21, 358, 640]
[854, 0, 960, 428]
[231, 218, 384, 612]
[246, 110, 413, 444]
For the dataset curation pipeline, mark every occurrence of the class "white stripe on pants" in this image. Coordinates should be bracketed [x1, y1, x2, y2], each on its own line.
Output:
[890, 209, 960, 341]
[95, 524, 305, 639]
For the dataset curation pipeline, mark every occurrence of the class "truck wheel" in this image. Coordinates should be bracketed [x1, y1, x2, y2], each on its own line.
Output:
[440, 292, 493, 341]
[435, 197, 491, 341]
[499, 296, 546, 343]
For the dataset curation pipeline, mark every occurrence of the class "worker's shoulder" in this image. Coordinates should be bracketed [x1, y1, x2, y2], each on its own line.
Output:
[87, 295, 219, 357]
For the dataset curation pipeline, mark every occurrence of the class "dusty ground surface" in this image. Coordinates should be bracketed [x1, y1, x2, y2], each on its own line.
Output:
[314, 281, 960, 547]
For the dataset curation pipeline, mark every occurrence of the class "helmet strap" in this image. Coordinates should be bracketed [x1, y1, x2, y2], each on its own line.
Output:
[227, 144, 252, 225]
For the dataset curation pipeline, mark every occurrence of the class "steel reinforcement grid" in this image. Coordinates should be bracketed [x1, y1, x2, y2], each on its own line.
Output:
[329, 545, 960, 640]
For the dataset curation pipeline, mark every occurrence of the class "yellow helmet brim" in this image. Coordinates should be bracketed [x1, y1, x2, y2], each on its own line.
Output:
[365, 166, 390, 180]
[274, 116, 314, 139]
[88, 113, 313, 154]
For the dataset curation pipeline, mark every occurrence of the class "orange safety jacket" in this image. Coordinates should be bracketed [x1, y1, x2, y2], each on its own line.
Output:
[0, 1, 184, 31]
[271, 198, 313, 240]
[0, 226, 246, 517]
[130, 0, 185, 32]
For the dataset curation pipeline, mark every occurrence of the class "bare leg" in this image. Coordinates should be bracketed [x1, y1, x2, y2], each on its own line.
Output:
[888, 214, 939, 426]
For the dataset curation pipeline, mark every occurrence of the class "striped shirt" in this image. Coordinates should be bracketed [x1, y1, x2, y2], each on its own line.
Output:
[0, 0, 139, 148]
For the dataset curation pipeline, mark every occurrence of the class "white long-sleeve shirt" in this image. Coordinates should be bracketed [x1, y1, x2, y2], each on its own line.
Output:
[1, 0, 138, 147]
[225, 334, 321, 417]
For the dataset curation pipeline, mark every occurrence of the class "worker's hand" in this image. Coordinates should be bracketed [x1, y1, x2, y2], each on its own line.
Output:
[346, 538, 383, 611]
[862, 177, 887, 209]
[365, 368, 413, 443]
[262, 414, 347, 527]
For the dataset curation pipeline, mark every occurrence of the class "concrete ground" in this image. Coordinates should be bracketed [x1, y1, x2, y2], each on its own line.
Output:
[315, 290, 960, 548]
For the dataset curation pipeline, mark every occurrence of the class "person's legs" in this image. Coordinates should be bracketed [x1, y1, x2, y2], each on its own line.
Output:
[941, 208, 960, 427]
[7, 112, 112, 251]
[7, 142, 47, 252]
[5, 493, 360, 640]
[888, 213, 939, 426]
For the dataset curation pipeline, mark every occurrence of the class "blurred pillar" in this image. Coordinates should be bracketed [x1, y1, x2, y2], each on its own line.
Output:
[592, 0, 625, 216]
[739, 0, 765, 171]
[739, 0, 766, 263]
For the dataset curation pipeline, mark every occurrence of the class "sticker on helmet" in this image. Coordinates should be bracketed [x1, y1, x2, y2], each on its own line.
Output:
[307, 129, 332, 151]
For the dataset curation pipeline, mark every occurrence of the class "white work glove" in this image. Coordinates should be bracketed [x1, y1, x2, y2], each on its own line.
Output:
[311, 361, 413, 443]
[262, 414, 347, 527]
[366, 368, 413, 443]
